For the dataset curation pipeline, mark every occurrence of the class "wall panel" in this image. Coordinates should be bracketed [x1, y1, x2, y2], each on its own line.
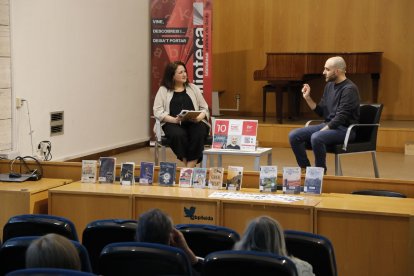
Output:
[213, 0, 414, 120]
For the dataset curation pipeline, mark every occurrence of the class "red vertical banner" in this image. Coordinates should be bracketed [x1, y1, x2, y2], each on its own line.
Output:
[150, 0, 213, 107]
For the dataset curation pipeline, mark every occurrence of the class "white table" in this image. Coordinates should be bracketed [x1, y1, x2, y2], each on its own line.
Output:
[202, 147, 272, 170]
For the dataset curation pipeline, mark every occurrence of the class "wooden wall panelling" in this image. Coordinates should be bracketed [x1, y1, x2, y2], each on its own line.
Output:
[213, 0, 414, 120]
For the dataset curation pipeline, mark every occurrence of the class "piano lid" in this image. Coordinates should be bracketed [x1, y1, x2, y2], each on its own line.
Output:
[254, 52, 382, 81]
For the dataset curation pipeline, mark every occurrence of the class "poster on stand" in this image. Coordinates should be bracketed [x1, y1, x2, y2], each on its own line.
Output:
[150, 0, 213, 108]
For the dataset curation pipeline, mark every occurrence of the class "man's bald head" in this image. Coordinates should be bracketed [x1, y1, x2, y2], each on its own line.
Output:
[327, 56, 347, 72]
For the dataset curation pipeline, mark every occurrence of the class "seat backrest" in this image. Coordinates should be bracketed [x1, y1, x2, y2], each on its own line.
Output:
[98, 242, 192, 276]
[82, 219, 137, 273]
[284, 230, 337, 276]
[351, 189, 407, 198]
[0, 236, 92, 275]
[6, 268, 95, 276]
[354, 103, 383, 144]
[3, 214, 79, 242]
[203, 250, 298, 276]
[175, 224, 240, 258]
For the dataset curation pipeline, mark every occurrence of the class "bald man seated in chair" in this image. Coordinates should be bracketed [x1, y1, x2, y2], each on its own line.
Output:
[288, 56, 361, 174]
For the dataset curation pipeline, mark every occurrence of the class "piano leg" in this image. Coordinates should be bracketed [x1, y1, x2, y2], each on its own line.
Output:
[262, 83, 288, 124]
[276, 86, 284, 124]
[263, 86, 267, 122]
[288, 83, 302, 120]
[263, 84, 278, 122]
[371, 73, 380, 103]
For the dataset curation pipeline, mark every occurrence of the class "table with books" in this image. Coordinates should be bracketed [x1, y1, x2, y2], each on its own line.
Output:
[48, 174, 414, 276]
[314, 193, 414, 276]
[202, 147, 273, 171]
[0, 178, 72, 234]
[49, 181, 135, 241]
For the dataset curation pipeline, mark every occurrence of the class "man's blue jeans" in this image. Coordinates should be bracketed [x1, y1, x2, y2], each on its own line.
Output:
[288, 123, 354, 170]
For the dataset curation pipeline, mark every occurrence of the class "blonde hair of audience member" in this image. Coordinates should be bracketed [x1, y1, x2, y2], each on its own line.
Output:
[136, 208, 198, 265]
[26, 233, 81, 270]
[234, 216, 315, 276]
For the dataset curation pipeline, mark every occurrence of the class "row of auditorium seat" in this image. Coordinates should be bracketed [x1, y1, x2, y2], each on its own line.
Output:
[0, 214, 338, 276]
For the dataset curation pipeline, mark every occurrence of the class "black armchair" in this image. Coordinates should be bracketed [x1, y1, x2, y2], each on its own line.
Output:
[82, 219, 137, 273]
[202, 250, 298, 276]
[6, 268, 95, 276]
[306, 103, 383, 177]
[0, 236, 92, 275]
[98, 242, 193, 276]
[3, 214, 79, 242]
[175, 224, 240, 258]
[351, 189, 406, 198]
[285, 230, 337, 276]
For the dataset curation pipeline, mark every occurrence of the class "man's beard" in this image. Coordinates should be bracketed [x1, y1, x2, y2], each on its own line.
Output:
[325, 72, 337, 82]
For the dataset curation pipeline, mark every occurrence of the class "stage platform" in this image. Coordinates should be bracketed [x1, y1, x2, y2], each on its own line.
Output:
[219, 116, 414, 153]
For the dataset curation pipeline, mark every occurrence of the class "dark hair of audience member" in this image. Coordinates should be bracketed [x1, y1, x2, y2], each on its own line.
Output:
[136, 208, 173, 244]
[25, 233, 81, 270]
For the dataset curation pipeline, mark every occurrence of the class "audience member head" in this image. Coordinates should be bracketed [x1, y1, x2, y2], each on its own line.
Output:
[161, 61, 189, 89]
[136, 208, 174, 245]
[25, 233, 81, 270]
[234, 216, 288, 256]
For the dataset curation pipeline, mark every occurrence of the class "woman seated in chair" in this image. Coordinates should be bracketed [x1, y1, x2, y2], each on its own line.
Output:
[26, 233, 81, 270]
[234, 216, 315, 276]
[153, 61, 210, 168]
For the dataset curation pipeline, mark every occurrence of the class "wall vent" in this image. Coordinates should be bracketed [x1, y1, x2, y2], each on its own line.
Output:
[50, 111, 64, 136]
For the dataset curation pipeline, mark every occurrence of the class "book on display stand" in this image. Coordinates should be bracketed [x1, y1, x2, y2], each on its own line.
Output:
[192, 167, 207, 188]
[282, 167, 302, 194]
[158, 161, 177, 186]
[98, 157, 116, 183]
[179, 167, 194, 188]
[81, 160, 98, 183]
[139, 161, 155, 184]
[226, 166, 244, 191]
[208, 167, 224, 189]
[120, 162, 135, 185]
[304, 167, 324, 195]
[259, 165, 278, 192]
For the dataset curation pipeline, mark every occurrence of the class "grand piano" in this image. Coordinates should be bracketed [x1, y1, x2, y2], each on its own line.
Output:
[254, 52, 382, 123]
